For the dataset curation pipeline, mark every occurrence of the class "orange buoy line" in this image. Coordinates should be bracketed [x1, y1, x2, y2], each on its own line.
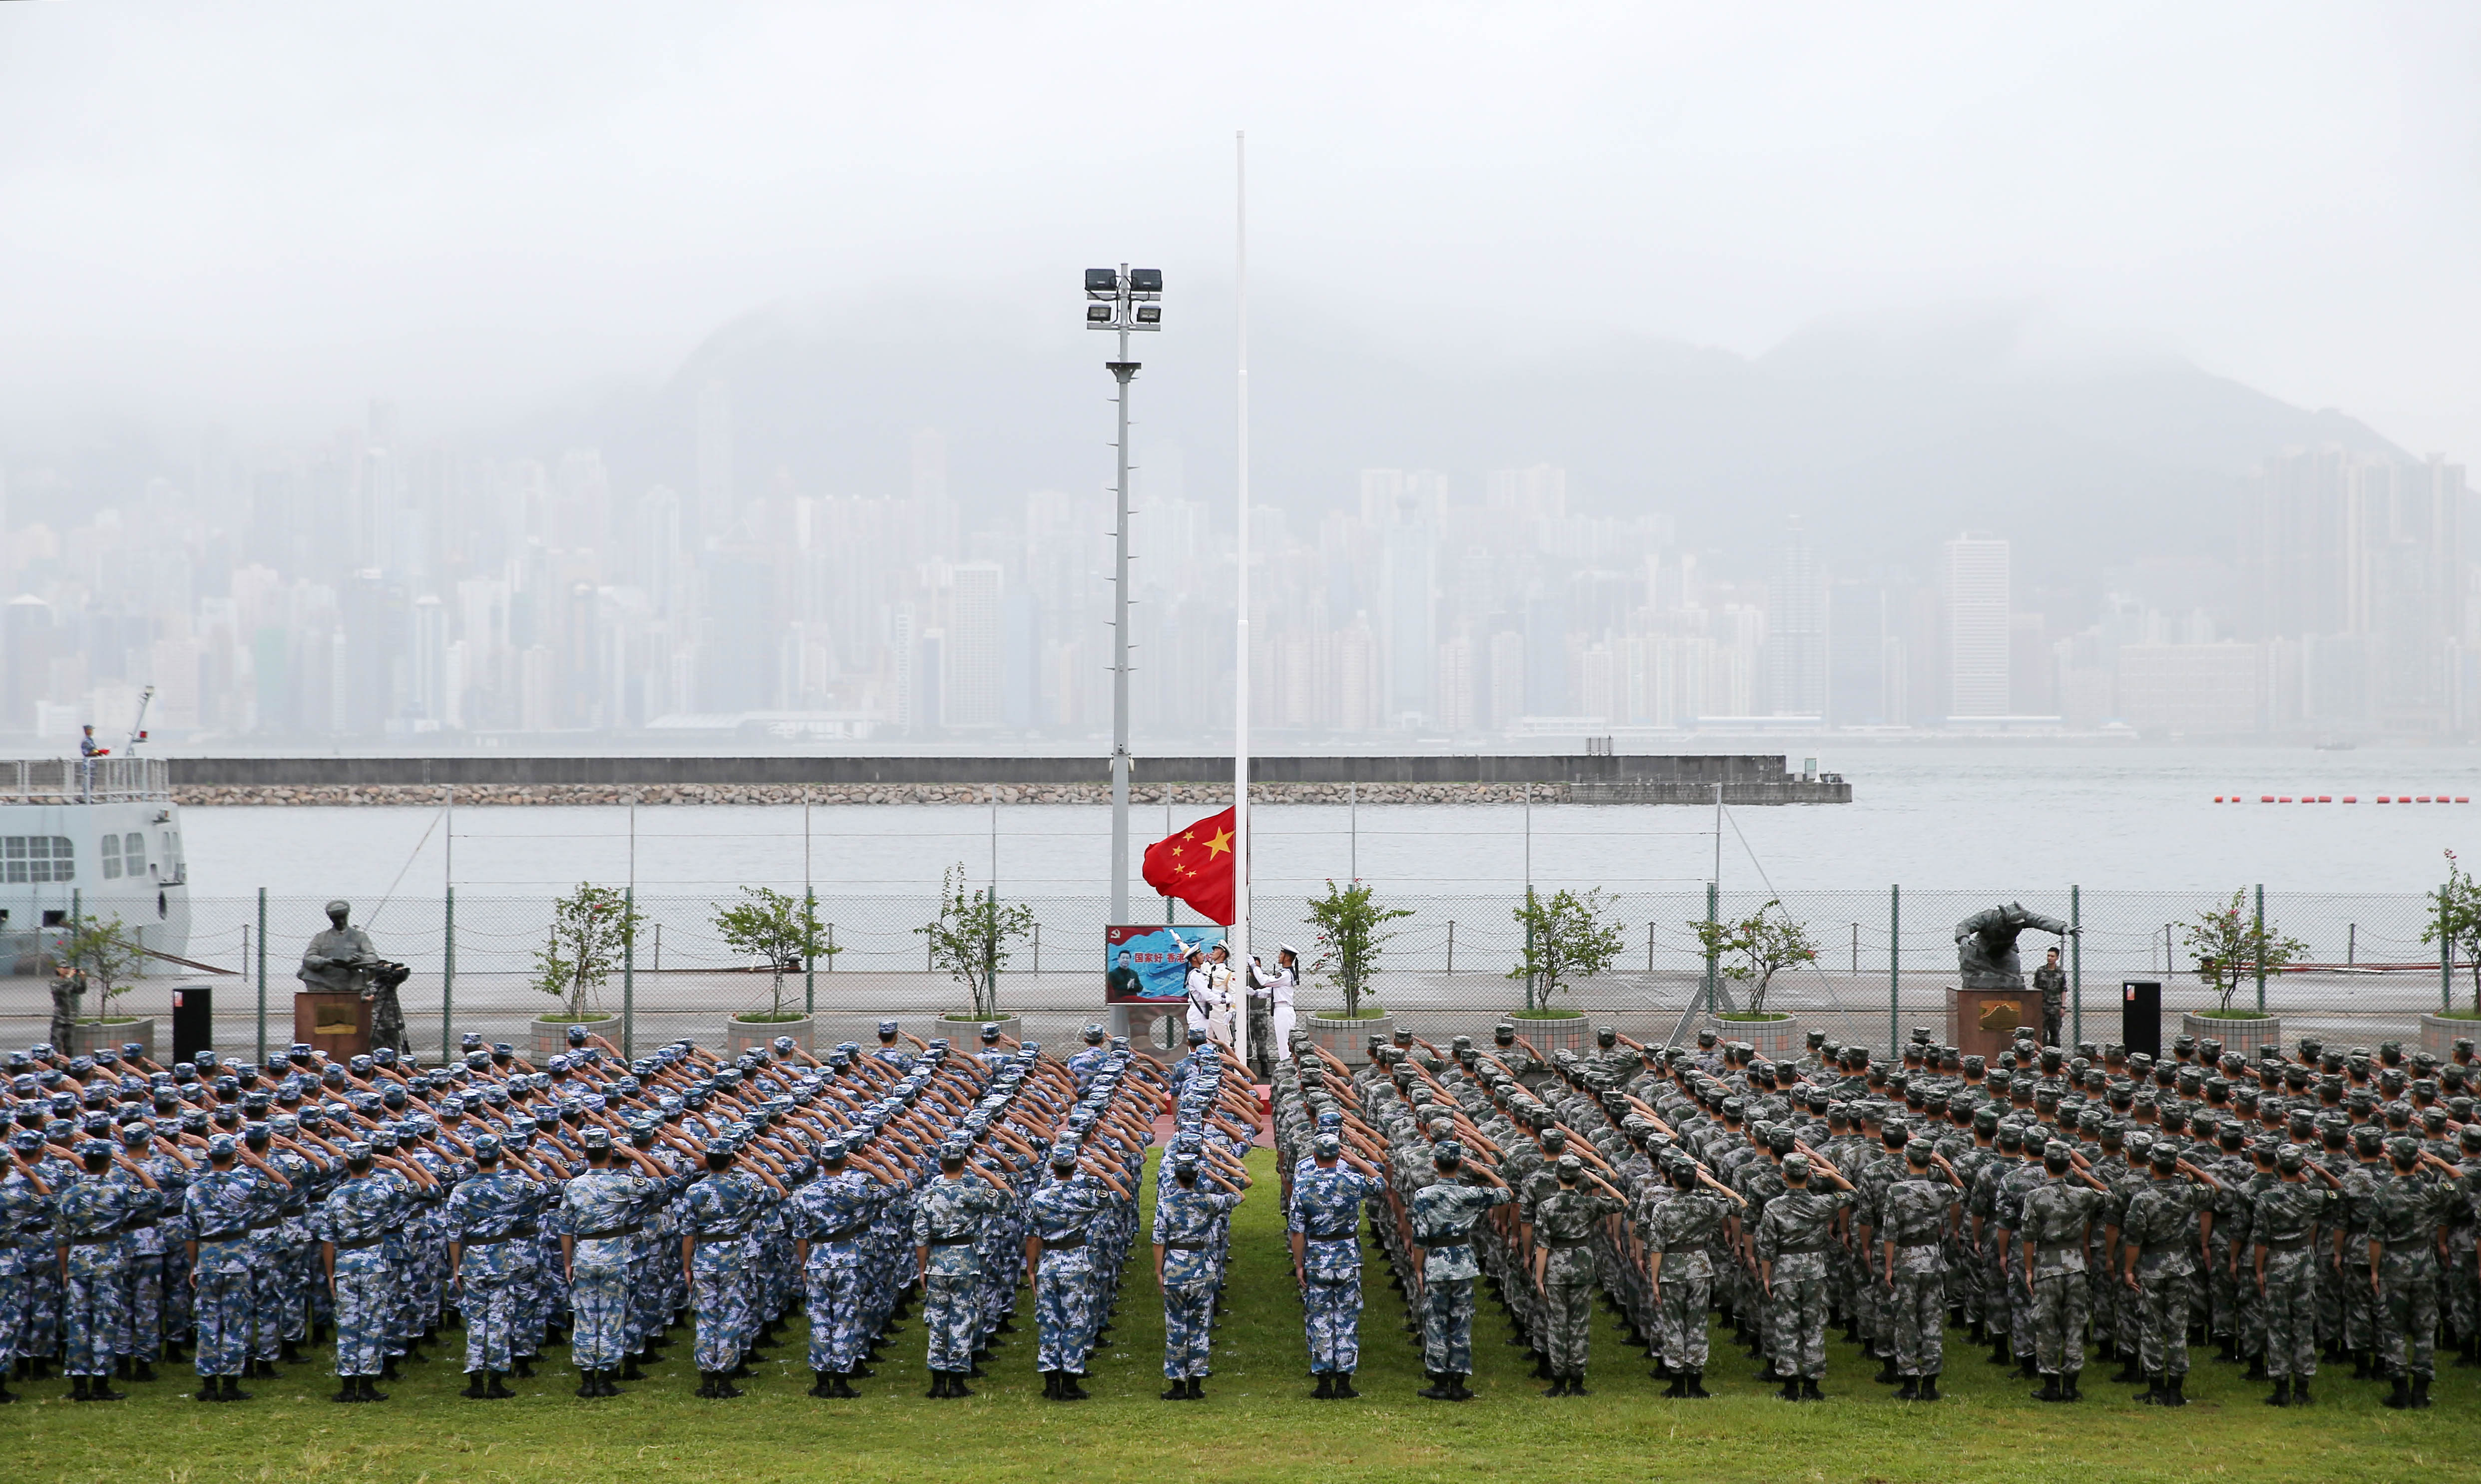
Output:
[2217, 793, 2466, 802]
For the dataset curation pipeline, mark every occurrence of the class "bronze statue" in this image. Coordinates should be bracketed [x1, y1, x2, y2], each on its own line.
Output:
[299, 899, 412, 1054]
[1954, 902, 2072, 990]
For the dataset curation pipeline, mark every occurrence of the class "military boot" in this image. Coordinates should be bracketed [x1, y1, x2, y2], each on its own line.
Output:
[1445, 1374, 1472, 1401]
[2264, 1378, 2290, 1407]
[620, 1355, 646, 1381]
[2292, 1378, 2311, 1404]
[1895, 1377, 1919, 1400]
[924, 1372, 946, 1399]
[1799, 1377, 1824, 1401]
[2063, 1368, 2082, 1401]
[1418, 1371, 1453, 1400]
[2135, 1374, 2163, 1404]
[1569, 1371, 1589, 1397]
[2243, 1353, 2267, 1382]
[484, 1371, 517, 1399]
[1875, 1355, 1900, 1385]
[2158, 1375, 2187, 1407]
[829, 1372, 860, 1399]
[1777, 1377, 1803, 1402]
[1041, 1370, 1061, 1400]
[1683, 1369, 1712, 1398]
[128, 1359, 157, 1384]
[219, 1375, 251, 1402]
[1989, 1338, 2013, 1366]
[2458, 1337, 2480, 1368]
[462, 1371, 490, 1399]
[1662, 1371, 1688, 1398]
[2411, 1376, 2432, 1408]
[1918, 1372, 1942, 1401]
[1313, 1373, 1334, 1399]
[577, 1369, 601, 1399]
[1540, 1375, 1567, 1397]
[2110, 1354, 2144, 1384]
[361, 1375, 390, 1402]
[1331, 1372, 1357, 1399]
[335, 1377, 363, 1403]
[510, 1354, 536, 1379]
[708, 1370, 743, 1400]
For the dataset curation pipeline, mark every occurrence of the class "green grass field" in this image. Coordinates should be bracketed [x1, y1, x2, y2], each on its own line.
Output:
[6, 1146, 2473, 1484]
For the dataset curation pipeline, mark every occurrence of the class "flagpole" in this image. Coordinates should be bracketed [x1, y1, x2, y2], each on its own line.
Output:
[1231, 128, 1252, 1081]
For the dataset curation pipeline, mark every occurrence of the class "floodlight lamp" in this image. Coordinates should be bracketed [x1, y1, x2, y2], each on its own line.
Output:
[1086, 304, 1116, 325]
[1085, 268, 1121, 293]
[1127, 269, 1163, 293]
[1133, 304, 1162, 326]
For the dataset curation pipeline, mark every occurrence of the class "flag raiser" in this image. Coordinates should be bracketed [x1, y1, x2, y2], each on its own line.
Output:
[1141, 805, 1238, 926]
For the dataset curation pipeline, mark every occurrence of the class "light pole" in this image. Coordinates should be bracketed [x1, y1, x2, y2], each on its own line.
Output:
[1087, 264, 1162, 923]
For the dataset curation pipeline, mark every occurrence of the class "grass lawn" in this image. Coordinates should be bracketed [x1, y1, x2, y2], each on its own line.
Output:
[6, 1146, 2473, 1484]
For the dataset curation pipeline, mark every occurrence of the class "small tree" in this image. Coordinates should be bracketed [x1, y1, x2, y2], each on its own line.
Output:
[712, 886, 833, 1021]
[66, 912, 148, 1020]
[1689, 900, 1821, 1016]
[529, 883, 641, 1021]
[1305, 878, 1412, 1018]
[2423, 849, 2481, 1013]
[915, 864, 1035, 1022]
[1509, 887, 1628, 1012]
[2183, 888, 2306, 1015]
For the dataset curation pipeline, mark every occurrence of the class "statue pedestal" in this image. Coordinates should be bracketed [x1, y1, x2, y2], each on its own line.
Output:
[295, 991, 371, 1061]
[1948, 986, 2031, 1064]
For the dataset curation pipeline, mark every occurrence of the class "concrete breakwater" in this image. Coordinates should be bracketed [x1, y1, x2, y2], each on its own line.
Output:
[162, 754, 1851, 807]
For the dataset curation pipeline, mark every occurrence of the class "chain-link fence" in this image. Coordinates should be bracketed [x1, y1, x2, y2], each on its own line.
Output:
[5, 885, 2473, 1063]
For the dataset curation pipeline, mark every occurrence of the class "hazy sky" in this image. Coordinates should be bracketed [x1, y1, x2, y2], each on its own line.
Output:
[4, 1, 2477, 458]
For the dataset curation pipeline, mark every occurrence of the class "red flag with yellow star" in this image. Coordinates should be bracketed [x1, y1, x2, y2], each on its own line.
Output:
[1140, 806, 1237, 925]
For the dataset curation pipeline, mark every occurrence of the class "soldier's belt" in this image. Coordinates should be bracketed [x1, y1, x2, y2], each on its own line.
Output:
[119, 1219, 157, 1232]
[1160, 1239, 1208, 1250]
[70, 1233, 120, 1246]
[1038, 1232, 1088, 1250]
[1540, 1236, 1594, 1250]
[1302, 1227, 1357, 1242]
[332, 1236, 386, 1251]
[196, 1230, 248, 1244]
[811, 1223, 869, 1244]
[246, 1219, 282, 1232]
[1772, 1244, 1826, 1255]
[573, 1223, 643, 1241]
[924, 1235, 975, 1246]
[2260, 1237, 2309, 1251]
[2384, 1238, 2432, 1252]
[462, 1225, 538, 1246]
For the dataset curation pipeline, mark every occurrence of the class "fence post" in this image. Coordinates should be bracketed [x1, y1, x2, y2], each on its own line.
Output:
[827, 923, 834, 970]
[804, 892, 817, 1018]
[1445, 920, 1455, 975]
[1703, 880, 1718, 1016]
[1888, 884, 1899, 1053]
[621, 886, 633, 1061]
[2069, 884, 2081, 1048]
[2444, 886, 2455, 1015]
[1648, 922, 1655, 974]
[442, 885, 455, 1067]
[2254, 883, 2266, 1015]
[255, 886, 268, 1064]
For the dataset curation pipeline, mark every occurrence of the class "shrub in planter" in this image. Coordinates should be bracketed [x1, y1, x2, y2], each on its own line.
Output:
[715, 885, 835, 1026]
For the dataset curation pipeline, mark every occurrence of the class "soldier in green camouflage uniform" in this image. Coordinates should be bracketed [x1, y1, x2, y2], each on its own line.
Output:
[2018, 1139, 2107, 1401]
[1752, 1150, 1853, 1401]
[2251, 1141, 2337, 1405]
[1529, 1154, 1625, 1395]
[2119, 1141, 2219, 1407]
[1877, 1138, 1959, 1399]
[2368, 1135, 2448, 1409]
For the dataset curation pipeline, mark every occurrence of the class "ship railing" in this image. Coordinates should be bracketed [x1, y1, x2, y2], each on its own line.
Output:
[0, 756, 173, 804]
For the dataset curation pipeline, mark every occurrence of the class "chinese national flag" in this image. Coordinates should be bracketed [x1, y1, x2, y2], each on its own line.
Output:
[1141, 805, 1238, 925]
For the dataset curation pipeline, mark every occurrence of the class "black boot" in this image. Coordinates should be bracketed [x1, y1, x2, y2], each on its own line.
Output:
[709, 1370, 743, 1400]
[220, 1374, 251, 1402]
[1967, 1318, 1985, 1346]
[1684, 1369, 1711, 1398]
[2383, 1372, 2412, 1409]
[2136, 1374, 2163, 1404]
[2412, 1376, 2432, 1409]
[830, 1371, 860, 1399]
[511, 1354, 536, 1379]
[86, 1373, 127, 1400]
[381, 1356, 403, 1382]
[2111, 1356, 2144, 1384]
[1313, 1373, 1334, 1399]
[1800, 1377, 1823, 1401]
[334, 1377, 362, 1403]
[2063, 1368, 2082, 1401]
[485, 1370, 516, 1399]
[1541, 1375, 1568, 1398]
[812, 1369, 837, 1398]
[620, 1355, 645, 1381]
[1445, 1374, 1472, 1401]
[2018, 1352, 2041, 1378]
[1042, 1370, 1062, 1400]
[924, 1372, 946, 1399]
[1990, 1339, 2013, 1366]
[281, 1339, 304, 1365]
[194, 1377, 219, 1403]
[949, 1371, 973, 1399]
[2293, 1377, 2311, 1404]
[462, 1371, 489, 1399]
[1777, 1377, 1803, 1401]
[1187, 1376, 1206, 1400]
[1875, 1355, 1900, 1385]
[1662, 1372, 1688, 1398]
[1896, 1376, 1919, 1400]
[69, 1376, 89, 1401]
[2159, 1375, 2187, 1408]
[2243, 1354, 2267, 1382]
[1918, 1372, 1941, 1401]
[2459, 1337, 2481, 1368]
[362, 1374, 389, 1402]
[128, 1359, 157, 1384]
[1419, 1371, 1452, 1400]
[1163, 1376, 1190, 1401]
[1569, 1371, 1589, 1397]
[1331, 1372, 1356, 1399]
[2265, 1377, 2290, 1407]
[1532, 1350, 1554, 1379]
[577, 1369, 600, 1400]
[2352, 1351, 2374, 1379]
[1059, 1370, 1088, 1400]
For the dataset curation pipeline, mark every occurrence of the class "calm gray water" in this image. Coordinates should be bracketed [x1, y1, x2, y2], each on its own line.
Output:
[182, 745, 2481, 901]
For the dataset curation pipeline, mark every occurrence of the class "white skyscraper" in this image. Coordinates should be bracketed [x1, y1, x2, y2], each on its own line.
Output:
[1942, 534, 2011, 718]
[944, 564, 1002, 728]
[1765, 518, 1827, 716]
[695, 380, 734, 542]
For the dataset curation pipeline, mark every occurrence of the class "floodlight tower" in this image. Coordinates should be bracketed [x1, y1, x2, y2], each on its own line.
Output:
[1087, 264, 1162, 922]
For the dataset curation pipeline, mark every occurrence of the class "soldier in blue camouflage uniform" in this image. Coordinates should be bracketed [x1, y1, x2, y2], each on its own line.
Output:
[1408, 1140, 1512, 1401]
[183, 1133, 263, 1402]
[1153, 1147, 1247, 1400]
[681, 1136, 769, 1397]
[1024, 1142, 1117, 1399]
[318, 1139, 406, 1402]
[557, 1125, 663, 1397]
[0, 1130, 58, 1403]
[913, 1138, 1008, 1397]
[791, 1134, 892, 1398]
[446, 1131, 540, 1399]
[1287, 1130, 1381, 1398]
[57, 1139, 142, 1400]
[117, 1120, 185, 1382]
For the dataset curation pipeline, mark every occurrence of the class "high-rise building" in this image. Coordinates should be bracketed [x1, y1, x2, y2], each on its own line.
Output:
[695, 380, 734, 543]
[943, 563, 1002, 729]
[1765, 519, 1826, 716]
[1941, 535, 2011, 718]
[1825, 580, 1891, 726]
